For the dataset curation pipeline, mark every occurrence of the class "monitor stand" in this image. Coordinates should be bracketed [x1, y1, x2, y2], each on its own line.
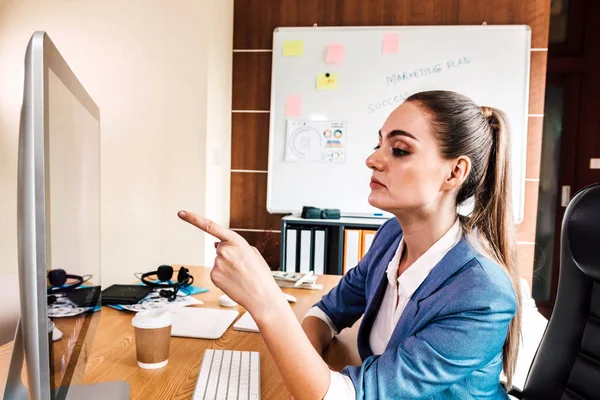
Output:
[3, 322, 130, 400]
[2, 322, 28, 400]
[63, 382, 130, 399]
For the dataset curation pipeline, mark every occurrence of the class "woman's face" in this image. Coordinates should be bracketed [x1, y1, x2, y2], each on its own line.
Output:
[365, 101, 457, 214]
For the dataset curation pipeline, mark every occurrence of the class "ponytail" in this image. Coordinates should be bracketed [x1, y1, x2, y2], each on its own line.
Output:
[406, 91, 522, 390]
[463, 106, 522, 390]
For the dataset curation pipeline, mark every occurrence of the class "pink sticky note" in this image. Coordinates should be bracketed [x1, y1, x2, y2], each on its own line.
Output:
[382, 33, 399, 54]
[286, 95, 302, 117]
[326, 43, 345, 64]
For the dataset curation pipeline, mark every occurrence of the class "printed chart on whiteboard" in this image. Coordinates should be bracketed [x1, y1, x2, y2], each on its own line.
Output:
[285, 120, 347, 163]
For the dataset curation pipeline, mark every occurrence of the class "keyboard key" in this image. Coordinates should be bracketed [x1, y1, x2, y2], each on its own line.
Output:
[194, 349, 214, 399]
[205, 350, 223, 399]
[228, 351, 241, 400]
[216, 351, 232, 400]
[250, 352, 260, 399]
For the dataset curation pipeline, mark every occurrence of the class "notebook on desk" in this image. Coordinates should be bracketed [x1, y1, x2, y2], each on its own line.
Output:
[233, 311, 259, 333]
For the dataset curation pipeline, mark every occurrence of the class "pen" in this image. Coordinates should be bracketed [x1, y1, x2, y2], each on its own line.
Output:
[294, 270, 314, 287]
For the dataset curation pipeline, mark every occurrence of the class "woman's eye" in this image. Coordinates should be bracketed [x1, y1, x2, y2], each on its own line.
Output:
[392, 148, 409, 157]
[373, 145, 381, 150]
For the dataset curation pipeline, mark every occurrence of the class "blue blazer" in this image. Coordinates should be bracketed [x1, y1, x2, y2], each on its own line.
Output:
[315, 218, 517, 399]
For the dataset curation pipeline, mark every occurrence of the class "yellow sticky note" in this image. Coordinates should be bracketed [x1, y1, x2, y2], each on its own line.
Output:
[316, 73, 339, 90]
[283, 40, 304, 56]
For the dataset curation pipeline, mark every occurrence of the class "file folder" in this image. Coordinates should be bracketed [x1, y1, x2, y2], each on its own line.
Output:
[313, 229, 326, 275]
[285, 227, 297, 272]
[361, 230, 377, 258]
[299, 228, 312, 273]
[343, 229, 362, 274]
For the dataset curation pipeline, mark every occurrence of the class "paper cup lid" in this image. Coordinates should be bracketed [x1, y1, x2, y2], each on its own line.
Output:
[132, 309, 172, 329]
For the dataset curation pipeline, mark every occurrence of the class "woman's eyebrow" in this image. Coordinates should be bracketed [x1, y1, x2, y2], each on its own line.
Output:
[378, 129, 418, 141]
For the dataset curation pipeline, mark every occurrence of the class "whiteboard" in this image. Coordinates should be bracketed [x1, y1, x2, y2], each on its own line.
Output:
[268, 26, 531, 222]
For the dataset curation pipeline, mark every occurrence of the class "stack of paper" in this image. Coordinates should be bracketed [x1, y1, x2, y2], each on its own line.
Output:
[271, 271, 323, 290]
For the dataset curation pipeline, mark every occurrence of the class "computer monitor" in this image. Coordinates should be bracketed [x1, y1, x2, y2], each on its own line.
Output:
[3, 32, 128, 400]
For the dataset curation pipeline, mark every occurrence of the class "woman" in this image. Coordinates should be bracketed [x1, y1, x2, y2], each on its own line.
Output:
[178, 90, 521, 400]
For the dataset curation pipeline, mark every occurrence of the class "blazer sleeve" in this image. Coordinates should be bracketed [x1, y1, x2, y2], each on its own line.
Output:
[340, 264, 518, 399]
[313, 219, 392, 332]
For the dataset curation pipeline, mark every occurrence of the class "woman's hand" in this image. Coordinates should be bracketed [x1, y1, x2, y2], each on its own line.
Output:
[177, 210, 286, 319]
[179, 209, 332, 400]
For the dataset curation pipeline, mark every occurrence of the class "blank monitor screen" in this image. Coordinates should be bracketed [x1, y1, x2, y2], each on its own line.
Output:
[47, 60, 101, 396]
[47, 67, 100, 293]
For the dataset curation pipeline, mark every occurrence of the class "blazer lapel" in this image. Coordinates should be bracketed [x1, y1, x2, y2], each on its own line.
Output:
[388, 238, 477, 346]
[357, 233, 402, 359]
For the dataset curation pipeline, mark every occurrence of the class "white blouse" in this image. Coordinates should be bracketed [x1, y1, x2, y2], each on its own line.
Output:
[304, 220, 462, 399]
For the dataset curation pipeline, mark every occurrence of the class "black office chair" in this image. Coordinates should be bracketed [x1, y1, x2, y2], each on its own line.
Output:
[511, 183, 600, 400]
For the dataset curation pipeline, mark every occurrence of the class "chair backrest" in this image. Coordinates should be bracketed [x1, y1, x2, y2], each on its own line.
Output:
[522, 183, 600, 400]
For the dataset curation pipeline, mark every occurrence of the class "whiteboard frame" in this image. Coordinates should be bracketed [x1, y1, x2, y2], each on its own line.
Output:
[267, 25, 531, 223]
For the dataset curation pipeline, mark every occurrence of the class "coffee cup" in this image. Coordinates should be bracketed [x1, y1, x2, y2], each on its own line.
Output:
[131, 310, 172, 369]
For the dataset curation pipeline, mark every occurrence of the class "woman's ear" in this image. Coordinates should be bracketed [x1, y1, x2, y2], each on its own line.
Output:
[443, 156, 471, 190]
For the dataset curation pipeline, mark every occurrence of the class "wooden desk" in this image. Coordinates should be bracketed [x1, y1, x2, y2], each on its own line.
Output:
[0, 267, 361, 399]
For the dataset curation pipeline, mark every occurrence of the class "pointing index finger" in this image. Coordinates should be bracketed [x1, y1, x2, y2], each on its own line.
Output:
[178, 210, 240, 243]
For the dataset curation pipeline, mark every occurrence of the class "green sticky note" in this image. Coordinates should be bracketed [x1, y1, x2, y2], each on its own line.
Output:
[283, 40, 304, 56]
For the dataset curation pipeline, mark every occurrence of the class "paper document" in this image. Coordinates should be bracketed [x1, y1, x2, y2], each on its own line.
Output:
[108, 292, 203, 312]
[285, 120, 347, 163]
[233, 311, 259, 333]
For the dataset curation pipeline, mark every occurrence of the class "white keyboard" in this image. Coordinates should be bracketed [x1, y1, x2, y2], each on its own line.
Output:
[194, 349, 260, 400]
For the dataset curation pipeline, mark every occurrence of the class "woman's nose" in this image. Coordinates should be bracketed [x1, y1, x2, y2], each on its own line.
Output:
[366, 149, 384, 171]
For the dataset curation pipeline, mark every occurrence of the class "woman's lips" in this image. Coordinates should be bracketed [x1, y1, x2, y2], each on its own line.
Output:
[370, 178, 386, 188]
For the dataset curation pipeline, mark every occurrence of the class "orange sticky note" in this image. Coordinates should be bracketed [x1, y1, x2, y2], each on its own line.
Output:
[326, 43, 345, 64]
[316, 73, 339, 90]
[286, 95, 302, 116]
[382, 33, 399, 54]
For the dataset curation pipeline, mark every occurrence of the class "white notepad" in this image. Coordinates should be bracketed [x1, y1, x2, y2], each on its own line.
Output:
[232, 311, 259, 333]
[170, 307, 239, 339]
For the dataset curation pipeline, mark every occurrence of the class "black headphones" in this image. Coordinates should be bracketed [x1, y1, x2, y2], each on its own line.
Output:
[140, 265, 194, 301]
[47, 269, 85, 294]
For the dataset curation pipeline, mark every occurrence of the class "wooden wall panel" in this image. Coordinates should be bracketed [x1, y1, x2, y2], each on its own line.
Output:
[517, 180, 540, 243]
[232, 52, 272, 110]
[230, 172, 284, 230]
[235, 0, 549, 49]
[233, 0, 343, 49]
[338, 0, 389, 25]
[529, 51, 549, 114]
[387, 0, 462, 25]
[231, 113, 270, 170]
[231, 0, 551, 275]
[525, 0, 550, 48]
[526, 117, 543, 179]
[235, 230, 281, 269]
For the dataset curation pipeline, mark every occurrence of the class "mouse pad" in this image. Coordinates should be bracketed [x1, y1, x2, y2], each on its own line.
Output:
[170, 307, 239, 339]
